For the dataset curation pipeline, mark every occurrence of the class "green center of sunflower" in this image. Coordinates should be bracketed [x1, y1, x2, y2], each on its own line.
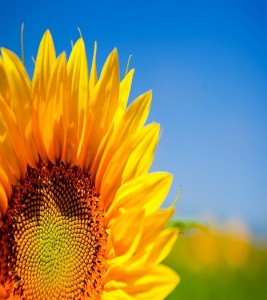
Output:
[0, 163, 107, 299]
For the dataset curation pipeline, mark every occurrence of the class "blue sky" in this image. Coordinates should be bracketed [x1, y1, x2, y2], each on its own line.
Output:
[1, 0, 266, 235]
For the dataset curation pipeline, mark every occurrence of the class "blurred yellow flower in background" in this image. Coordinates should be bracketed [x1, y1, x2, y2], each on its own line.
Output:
[221, 219, 251, 268]
[188, 218, 251, 271]
[0, 30, 179, 299]
[165, 217, 267, 300]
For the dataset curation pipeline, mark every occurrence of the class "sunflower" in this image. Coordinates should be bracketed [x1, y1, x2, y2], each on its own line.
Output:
[0, 30, 179, 299]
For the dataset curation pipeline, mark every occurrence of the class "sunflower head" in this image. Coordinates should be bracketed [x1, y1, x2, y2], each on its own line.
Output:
[0, 30, 179, 299]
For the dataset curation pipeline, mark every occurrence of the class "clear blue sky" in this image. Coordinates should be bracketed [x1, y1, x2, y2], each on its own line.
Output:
[1, 0, 266, 236]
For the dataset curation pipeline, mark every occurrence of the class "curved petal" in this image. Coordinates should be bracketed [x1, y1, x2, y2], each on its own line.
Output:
[125, 208, 175, 268]
[93, 90, 152, 188]
[32, 30, 57, 161]
[137, 208, 175, 252]
[80, 48, 120, 170]
[88, 42, 98, 96]
[106, 172, 172, 222]
[0, 49, 37, 168]
[0, 182, 8, 216]
[147, 228, 179, 264]
[104, 264, 179, 300]
[67, 38, 88, 165]
[0, 97, 27, 177]
[42, 53, 68, 163]
[0, 58, 9, 105]
[107, 209, 144, 264]
[114, 68, 135, 126]
[122, 123, 160, 181]
[102, 289, 133, 300]
[100, 124, 159, 210]
[32, 30, 57, 98]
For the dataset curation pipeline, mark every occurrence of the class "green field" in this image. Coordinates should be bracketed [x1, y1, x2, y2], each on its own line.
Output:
[165, 227, 267, 299]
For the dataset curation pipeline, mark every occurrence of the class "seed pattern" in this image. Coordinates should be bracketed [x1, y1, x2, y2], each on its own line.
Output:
[0, 163, 107, 299]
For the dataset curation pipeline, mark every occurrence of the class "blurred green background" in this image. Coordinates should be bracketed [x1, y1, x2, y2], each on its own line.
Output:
[165, 220, 267, 299]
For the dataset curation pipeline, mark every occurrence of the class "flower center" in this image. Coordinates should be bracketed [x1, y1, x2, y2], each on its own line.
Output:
[0, 163, 107, 299]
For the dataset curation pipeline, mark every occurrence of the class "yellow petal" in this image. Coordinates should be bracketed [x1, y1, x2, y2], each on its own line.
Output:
[67, 38, 88, 165]
[121, 90, 152, 134]
[93, 90, 152, 189]
[0, 58, 9, 105]
[0, 97, 27, 176]
[122, 123, 160, 181]
[104, 264, 179, 300]
[0, 49, 37, 167]
[114, 68, 135, 126]
[106, 172, 172, 222]
[32, 30, 56, 98]
[32, 30, 57, 161]
[102, 289, 133, 300]
[0, 166, 12, 196]
[0, 99, 22, 184]
[137, 208, 175, 252]
[0, 48, 31, 114]
[42, 53, 68, 163]
[107, 209, 144, 264]
[147, 228, 179, 264]
[88, 41, 98, 94]
[125, 208, 175, 268]
[80, 48, 120, 170]
[127, 265, 179, 300]
[100, 124, 159, 210]
[0, 181, 8, 216]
